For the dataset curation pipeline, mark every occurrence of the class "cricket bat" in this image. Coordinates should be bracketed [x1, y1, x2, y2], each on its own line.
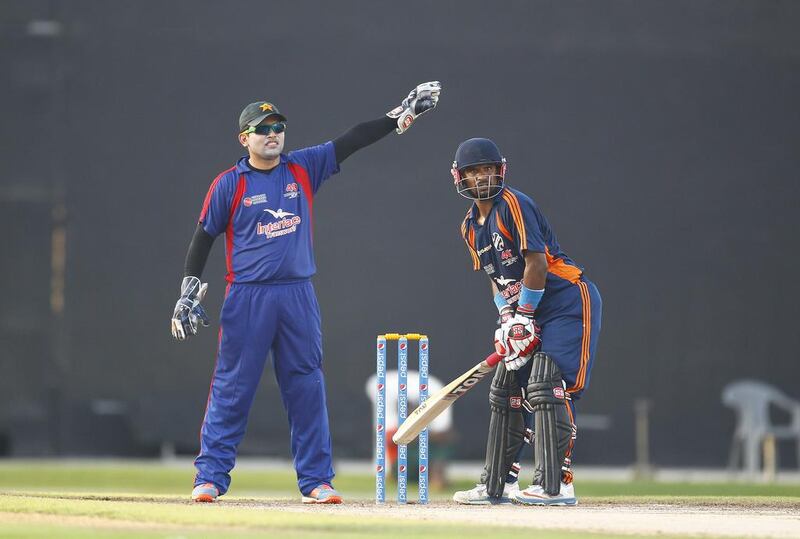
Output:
[392, 351, 503, 445]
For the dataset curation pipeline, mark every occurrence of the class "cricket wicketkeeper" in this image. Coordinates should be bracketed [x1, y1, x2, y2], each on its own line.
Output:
[170, 82, 441, 504]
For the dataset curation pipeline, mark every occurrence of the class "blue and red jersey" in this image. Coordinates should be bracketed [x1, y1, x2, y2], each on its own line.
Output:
[199, 142, 339, 283]
[460, 186, 583, 308]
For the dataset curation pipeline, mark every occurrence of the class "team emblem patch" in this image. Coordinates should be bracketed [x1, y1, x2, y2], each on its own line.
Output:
[492, 232, 505, 251]
[284, 182, 299, 198]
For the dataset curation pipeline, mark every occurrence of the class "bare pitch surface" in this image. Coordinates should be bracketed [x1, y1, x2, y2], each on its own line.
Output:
[1, 462, 799, 538]
[3, 492, 800, 538]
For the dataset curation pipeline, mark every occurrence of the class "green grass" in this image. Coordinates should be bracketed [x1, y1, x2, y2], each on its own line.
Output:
[1, 461, 799, 539]
[1, 460, 799, 498]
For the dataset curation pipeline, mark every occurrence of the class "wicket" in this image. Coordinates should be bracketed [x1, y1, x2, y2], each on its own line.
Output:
[376, 333, 429, 504]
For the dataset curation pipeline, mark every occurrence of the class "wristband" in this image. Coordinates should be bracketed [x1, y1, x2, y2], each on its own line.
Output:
[517, 285, 544, 318]
[493, 292, 510, 313]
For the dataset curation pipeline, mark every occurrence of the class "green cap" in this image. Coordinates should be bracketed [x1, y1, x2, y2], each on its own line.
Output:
[238, 101, 287, 131]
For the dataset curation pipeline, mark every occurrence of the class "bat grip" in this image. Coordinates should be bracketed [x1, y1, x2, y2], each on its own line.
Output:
[484, 352, 503, 368]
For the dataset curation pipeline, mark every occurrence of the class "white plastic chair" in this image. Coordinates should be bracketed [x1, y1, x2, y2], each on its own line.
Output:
[722, 379, 800, 474]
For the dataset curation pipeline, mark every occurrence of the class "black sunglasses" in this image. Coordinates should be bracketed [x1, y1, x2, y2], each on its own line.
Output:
[243, 122, 287, 136]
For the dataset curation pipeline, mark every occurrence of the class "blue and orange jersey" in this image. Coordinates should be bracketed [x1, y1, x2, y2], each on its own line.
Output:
[199, 142, 339, 283]
[460, 186, 583, 307]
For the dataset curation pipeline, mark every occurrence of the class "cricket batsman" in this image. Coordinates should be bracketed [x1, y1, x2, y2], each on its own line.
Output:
[450, 138, 602, 505]
[170, 82, 441, 504]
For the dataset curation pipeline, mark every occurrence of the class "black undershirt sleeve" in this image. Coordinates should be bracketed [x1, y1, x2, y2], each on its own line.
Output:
[332, 116, 396, 165]
[184, 223, 215, 278]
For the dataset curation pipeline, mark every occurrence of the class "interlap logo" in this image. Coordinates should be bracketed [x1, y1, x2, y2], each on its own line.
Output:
[257, 208, 301, 239]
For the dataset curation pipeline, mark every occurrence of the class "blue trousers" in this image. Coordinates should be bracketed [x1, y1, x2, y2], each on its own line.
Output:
[194, 280, 334, 496]
[511, 277, 602, 473]
[513, 277, 602, 403]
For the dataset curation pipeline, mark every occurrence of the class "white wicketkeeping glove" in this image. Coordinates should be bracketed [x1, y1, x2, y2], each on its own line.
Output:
[386, 81, 442, 134]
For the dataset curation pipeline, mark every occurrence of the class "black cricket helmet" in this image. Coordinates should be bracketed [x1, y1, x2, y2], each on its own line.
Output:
[451, 138, 507, 200]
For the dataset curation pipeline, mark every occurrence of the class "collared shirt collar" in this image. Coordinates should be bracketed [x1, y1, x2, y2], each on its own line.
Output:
[235, 154, 287, 175]
[469, 186, 506, 221]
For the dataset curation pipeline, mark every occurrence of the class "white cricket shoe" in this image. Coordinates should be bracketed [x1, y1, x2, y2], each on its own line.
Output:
[513, 481, 577, 506]
[452, 481, 519, 505]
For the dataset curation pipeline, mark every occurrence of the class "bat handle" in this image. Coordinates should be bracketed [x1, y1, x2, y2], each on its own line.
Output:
[483, 352, 503, 368]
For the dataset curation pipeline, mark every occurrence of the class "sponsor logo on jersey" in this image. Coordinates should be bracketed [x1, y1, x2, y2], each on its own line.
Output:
[477, 244, 492, 255]
[257, 208, 302, 239]
[501, 255, 519, 267]
[495, 275, 514, 286]
[243, 193, 267, 207]
[284, 182, 299, 198]
[492, 232, 505, 251]
[483, 263, 495, 274]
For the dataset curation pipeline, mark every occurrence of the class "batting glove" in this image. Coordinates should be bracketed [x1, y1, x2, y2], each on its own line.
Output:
[386, 81, 441, 134]
[499, 314, 541, 371]
[171, 276, 210, 341]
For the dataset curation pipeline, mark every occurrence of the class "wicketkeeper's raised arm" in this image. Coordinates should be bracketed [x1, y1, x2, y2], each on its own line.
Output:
[332, 81, 442, 164]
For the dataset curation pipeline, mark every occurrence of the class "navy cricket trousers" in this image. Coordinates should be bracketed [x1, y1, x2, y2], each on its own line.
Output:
[194, 280, 334, 496]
